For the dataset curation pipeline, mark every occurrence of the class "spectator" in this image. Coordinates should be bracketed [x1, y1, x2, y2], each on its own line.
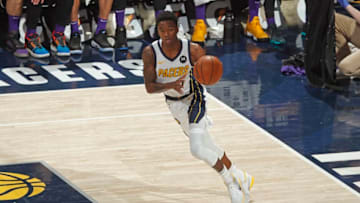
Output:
[335, 0, 360, 78]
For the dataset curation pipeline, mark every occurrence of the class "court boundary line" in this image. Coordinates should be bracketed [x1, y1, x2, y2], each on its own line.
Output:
[207, 93, 360, 198]
[0, 84, 144, 97]
[0, 108, 225, 127]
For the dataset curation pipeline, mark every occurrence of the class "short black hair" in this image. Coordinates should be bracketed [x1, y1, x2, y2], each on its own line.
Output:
[156, 11, 178, 27]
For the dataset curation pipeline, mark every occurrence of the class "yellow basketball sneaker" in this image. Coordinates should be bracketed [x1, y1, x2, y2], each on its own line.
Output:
[245, 16, 270, 42]
[231, 168, 254, 202]
[192, 19, 207, 43]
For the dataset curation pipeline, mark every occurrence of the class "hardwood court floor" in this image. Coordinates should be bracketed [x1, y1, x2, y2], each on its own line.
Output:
[0, 85, 359, 203]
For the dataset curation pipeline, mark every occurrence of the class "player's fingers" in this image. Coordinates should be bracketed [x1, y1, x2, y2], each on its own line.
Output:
[178, 74, 186, 81]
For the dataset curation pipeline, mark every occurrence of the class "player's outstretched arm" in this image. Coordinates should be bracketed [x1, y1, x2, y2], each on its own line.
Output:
[190, 42, 206, 64]
[142, 46, 185, 94]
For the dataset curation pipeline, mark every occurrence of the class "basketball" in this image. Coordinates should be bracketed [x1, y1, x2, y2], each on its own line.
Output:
[193, 55, 223, 85]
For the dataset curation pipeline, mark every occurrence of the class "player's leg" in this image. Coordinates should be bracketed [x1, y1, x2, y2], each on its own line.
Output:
[92, 0, 114, 52]
[191, 0, 207, 46]
[200, 122, 254, 201]
[245, 0, 269, 42]
[24, 0, 50, 58]
[51, 0, 73, 56]
[5, 0, 28, 57]
[189, 118, 247, 203]
[167, 96, 239, 191]
[185, 82, 249, 202]
[264, 0, 285, 44]
[68, 0, 82, 54]
[112, 0, 128, 50]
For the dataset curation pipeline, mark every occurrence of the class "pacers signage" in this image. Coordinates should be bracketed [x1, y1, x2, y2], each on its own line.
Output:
[0, 162, 94, 202]
[0, 60, 144, 94]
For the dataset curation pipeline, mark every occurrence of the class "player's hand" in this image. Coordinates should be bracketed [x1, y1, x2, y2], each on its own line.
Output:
[338, 0, 350, 8]
[173, 74, 186, 94]
[31, 0, 44, 5]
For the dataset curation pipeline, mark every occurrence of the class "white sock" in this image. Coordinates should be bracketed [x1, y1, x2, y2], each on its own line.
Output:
[229, 164, 238, 174]
[219, 167, 234, 186]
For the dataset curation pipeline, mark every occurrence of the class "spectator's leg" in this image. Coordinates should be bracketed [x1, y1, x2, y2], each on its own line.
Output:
[154, 0, 166, 18]
[68, 0, 82, 54]
[112, 0, 128, 49]
[91, 0, 114, 52]
[50, 0, 73, 56]
[24, 0, 49, 58]
[5, 0, 28, 57]
[245, 0, 269, 42]
[230, 0, 246, 41]
[264, 0, 285, 44]
[96, 0, 114, 34]
[71, 0, 80, 34]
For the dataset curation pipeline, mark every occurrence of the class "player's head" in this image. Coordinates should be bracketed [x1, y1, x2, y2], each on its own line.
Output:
[156, 11, 178, 42]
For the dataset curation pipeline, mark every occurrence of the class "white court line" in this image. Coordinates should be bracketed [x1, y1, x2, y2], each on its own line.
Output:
[0, 108, 224, 127]
[333, 167, 360, 176]
[0, 84, 144, 97]
[207, 93, 360, 198]
[0, 112, 170, 127]
[313, 151, 360, 163]
[355, 182, 360, 188]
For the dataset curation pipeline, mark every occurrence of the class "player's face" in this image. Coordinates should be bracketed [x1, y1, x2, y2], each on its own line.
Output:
[157, 20, 178, 44]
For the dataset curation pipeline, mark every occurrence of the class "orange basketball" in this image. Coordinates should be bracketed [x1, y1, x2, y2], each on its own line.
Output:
[193, 55, 223, 85]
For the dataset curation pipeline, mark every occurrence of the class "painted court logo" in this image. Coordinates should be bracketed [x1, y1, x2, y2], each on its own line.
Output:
[0, 172, 46, 201]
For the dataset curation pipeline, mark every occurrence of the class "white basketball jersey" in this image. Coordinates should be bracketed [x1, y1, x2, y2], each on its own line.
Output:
[151, 39, 193, 98]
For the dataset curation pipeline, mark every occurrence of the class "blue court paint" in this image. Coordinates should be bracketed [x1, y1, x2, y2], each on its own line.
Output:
[0, 41, 148, 94]
[206, 36, 360, 193]
[0, 162, 93, 202]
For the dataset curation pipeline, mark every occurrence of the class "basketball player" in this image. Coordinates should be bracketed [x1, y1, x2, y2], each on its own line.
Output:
[142, 11, 254, 203]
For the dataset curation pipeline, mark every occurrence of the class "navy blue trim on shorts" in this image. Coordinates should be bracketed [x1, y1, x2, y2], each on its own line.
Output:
[188, 70, 206, 123]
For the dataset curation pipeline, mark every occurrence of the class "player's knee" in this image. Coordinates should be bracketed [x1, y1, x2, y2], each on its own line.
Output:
[189, 127, 206, 159]
[190, 142, 203, 159]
